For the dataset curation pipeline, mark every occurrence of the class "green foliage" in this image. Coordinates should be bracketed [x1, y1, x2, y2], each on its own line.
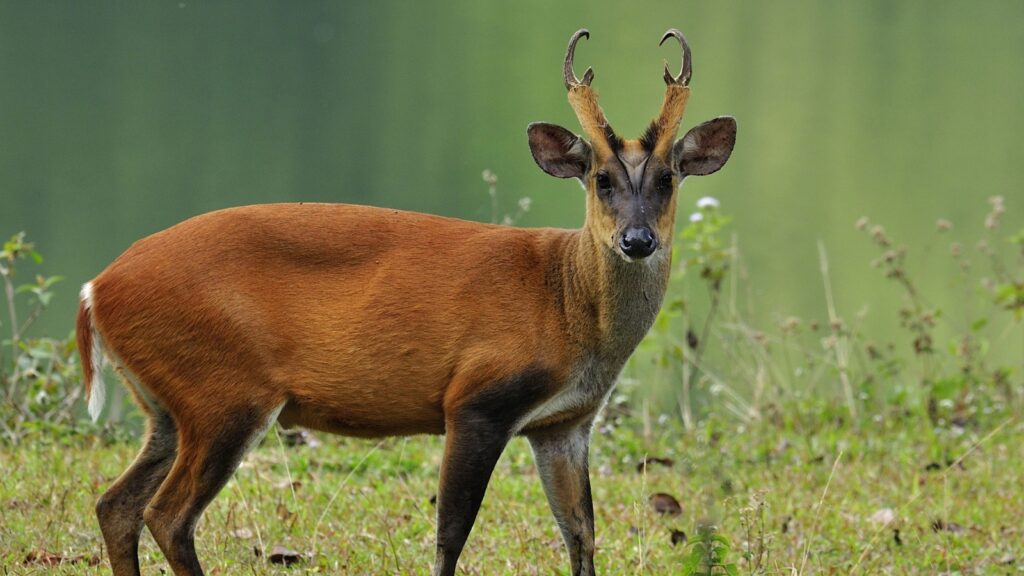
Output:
[635, 195, 1022, 433]
[854, 195, 1022, 425]
[643, 197, 736, 430]
[1, 233, 83, 442]
[994, 219, 1024, 320]
[681, 524, 739, 576]
[677, 198, 732, 289]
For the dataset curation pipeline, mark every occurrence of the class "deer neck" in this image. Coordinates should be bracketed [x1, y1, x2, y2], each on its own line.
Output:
[562, 227, 672, 361]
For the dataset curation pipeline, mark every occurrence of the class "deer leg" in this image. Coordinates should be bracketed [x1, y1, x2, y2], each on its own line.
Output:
[527, 420, 596, 576]
[143, 402, 282, 576]
[431, 418, 510, 576]
[432, 369, 552, 576]
[96, 410, 177, 576]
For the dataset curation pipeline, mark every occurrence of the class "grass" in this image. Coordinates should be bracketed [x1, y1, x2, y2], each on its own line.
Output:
[2, 410, 1021, 575]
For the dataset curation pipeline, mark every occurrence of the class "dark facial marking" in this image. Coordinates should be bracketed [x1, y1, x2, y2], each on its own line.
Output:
[596, 153, 672, 212]
[595, 171, 612, 197]
[603, 125, 623, 152]
[639, 121, 661, 152]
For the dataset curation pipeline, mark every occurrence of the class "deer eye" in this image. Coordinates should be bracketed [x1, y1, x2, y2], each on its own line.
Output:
[595, 172, 612, 193]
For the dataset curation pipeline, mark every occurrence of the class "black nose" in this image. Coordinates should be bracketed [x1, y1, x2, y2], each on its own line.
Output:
[619, 227, 657, 259]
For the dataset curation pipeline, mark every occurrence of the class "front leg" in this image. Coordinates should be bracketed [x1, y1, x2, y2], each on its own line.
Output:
[432, 415, 510, 576]
[527, 419, 596, 576]
[432, 368, 553, 575]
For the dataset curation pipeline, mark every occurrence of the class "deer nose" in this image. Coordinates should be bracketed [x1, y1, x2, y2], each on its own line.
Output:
[619, 227, 657, 259]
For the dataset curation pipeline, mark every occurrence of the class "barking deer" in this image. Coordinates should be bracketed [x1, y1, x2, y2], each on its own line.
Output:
[77, 28, 736, 576]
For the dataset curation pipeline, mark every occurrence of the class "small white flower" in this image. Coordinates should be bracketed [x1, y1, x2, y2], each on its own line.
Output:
[689, 212, 704, 223]
[696, 196, 720, 209]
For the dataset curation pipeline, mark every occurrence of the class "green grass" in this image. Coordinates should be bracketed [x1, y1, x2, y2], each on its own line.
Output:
[2, 411, 1021, 575]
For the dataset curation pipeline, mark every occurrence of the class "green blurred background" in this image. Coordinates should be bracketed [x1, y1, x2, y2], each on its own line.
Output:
[1, 1, 1021, 353]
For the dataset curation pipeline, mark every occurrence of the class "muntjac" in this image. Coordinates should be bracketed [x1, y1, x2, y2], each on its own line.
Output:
[77, 28, 736, 576]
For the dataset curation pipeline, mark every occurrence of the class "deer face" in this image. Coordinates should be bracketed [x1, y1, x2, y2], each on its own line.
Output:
[529, 29, 736, 262]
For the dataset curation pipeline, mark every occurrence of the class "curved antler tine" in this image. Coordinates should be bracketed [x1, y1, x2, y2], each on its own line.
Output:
[660, 28, 692, 86]
[564, 28, 594, 90]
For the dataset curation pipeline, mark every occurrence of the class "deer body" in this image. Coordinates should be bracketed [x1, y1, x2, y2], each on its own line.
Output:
[79, 29, 735, 576]
[87, 202, 664, 438]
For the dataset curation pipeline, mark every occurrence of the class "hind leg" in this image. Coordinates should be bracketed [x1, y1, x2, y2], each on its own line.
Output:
[96, 410, 177, 576]
[143, 402, 282, 576]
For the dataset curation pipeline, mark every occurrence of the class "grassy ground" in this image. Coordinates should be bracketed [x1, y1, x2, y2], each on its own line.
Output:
[1, 410, 1021, 575]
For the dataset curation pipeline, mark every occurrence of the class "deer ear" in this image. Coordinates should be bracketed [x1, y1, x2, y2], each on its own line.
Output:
[673, 116, 737, 177]
[528, 122, 591, 179]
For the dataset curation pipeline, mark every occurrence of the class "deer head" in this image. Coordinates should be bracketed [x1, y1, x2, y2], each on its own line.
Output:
[529, 28, 737, 261]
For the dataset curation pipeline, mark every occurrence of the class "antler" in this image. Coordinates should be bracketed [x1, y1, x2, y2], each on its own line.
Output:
[642, 28, 694, 155]
[660, 29, 692, 86]
[564, 29, 595, 90]
[564, 28, 618, 158]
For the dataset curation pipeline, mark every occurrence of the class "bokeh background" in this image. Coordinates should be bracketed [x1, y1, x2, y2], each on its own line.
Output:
[1, 1, 1021, 357]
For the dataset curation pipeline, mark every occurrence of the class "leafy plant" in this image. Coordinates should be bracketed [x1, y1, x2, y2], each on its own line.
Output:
[633, 194, 1021, 435]
[857, 195, 1022, 425]
[738, 492, 768, 574]
[644, 197, 735, 430]
[1, 232, 82, 442]
[681, 523, 738, 576]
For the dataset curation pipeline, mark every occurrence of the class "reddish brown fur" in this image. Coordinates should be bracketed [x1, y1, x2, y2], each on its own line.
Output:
[89, 204, 592, 438]
[85, 203, 621, 575]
